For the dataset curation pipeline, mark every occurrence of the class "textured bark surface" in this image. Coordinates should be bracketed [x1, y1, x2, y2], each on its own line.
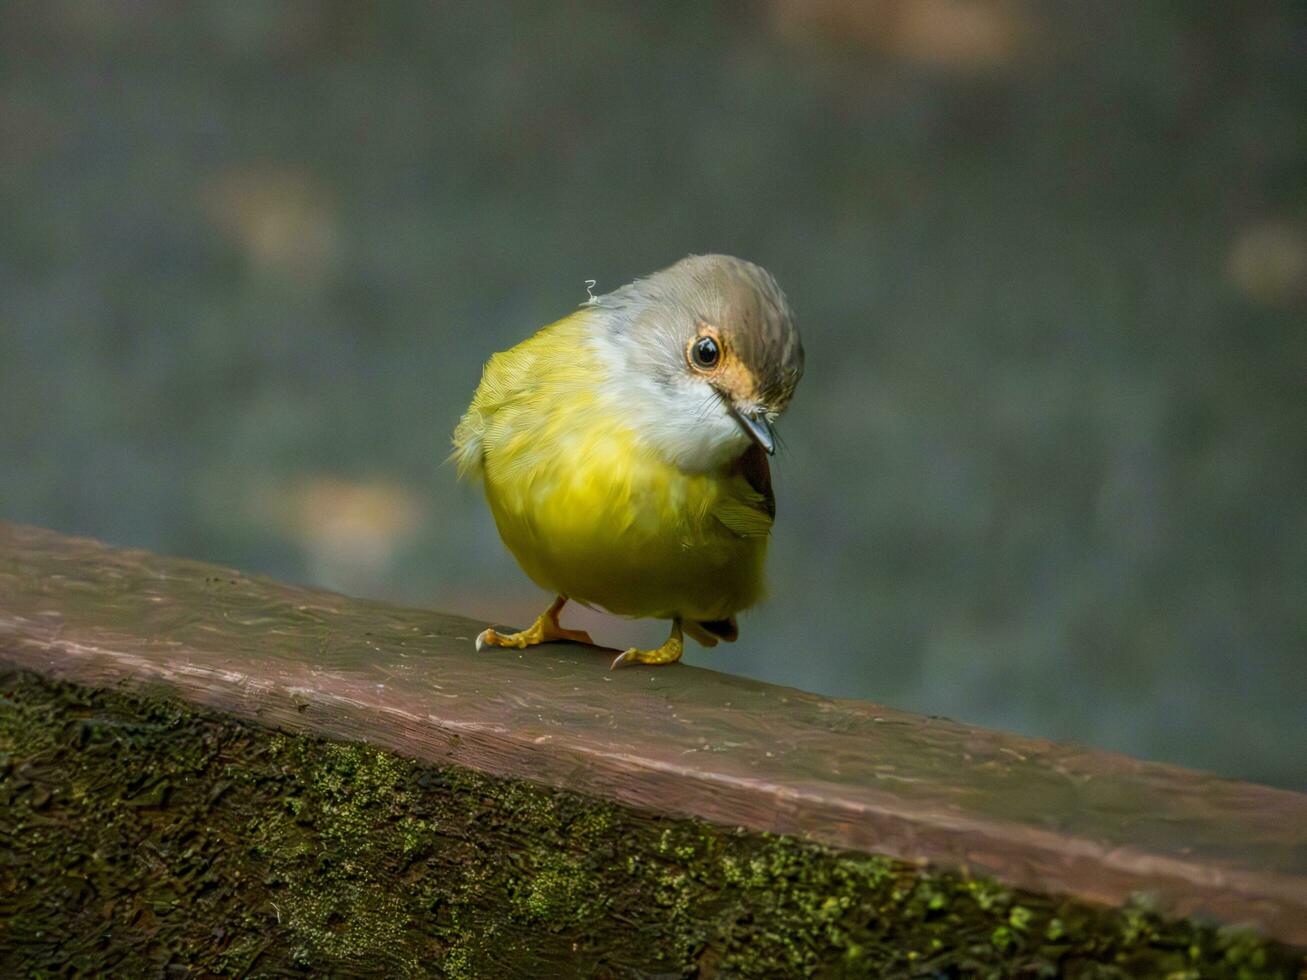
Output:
[1, 521, 1305, 951]
[2, 669, 1302, 978]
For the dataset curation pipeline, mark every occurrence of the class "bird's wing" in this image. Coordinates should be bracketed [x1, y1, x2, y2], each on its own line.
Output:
[713, 443, 775, 537]
[450, 332, 544, 481]
[452, 308, 598, 480]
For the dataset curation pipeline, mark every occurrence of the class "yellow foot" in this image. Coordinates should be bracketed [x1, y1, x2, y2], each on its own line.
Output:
[610, 620, 684, 670]
[475, 595, 594, 652]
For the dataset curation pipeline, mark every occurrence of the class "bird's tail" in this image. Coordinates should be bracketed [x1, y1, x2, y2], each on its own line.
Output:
[684, 617, 738, 648]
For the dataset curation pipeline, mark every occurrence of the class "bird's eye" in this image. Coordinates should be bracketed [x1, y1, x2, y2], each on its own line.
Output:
[691, 336, 720, 370]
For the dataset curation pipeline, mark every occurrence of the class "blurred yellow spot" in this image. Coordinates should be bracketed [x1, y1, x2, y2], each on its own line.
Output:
[201, 167, 339, 286]
[250, 476, 425, 592]
[768, 0, 1034, 73]
[1226, 221, 1307, 310]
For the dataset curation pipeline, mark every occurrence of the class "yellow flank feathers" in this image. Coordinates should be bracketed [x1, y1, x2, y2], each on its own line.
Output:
[453, 310, 771, 622]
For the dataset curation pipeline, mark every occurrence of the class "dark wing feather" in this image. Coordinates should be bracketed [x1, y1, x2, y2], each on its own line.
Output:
[713, 442, 775, 537]
[735, 442, 775, 519]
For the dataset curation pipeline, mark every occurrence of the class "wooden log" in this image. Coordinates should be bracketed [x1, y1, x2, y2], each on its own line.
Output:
[1, 522, 1305, 964]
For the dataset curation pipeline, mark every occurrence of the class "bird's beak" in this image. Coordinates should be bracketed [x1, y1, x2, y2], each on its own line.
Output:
[731, 406, 776, 455]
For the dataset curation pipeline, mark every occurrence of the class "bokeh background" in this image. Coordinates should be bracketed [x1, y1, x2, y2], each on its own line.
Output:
[2, 2, 1304, 790]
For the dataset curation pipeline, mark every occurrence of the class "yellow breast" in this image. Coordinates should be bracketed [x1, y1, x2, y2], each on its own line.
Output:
[453, 312, 769, 621]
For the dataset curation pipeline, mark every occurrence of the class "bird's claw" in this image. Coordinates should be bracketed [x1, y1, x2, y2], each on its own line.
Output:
[609, 631, 683, 669]
[476, 620, 592, 653]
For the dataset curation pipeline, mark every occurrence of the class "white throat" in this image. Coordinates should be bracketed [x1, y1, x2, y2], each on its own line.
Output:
[589, 324, 750, 473]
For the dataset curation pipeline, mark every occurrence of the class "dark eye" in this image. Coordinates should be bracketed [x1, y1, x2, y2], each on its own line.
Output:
[691, 336, 720, 370]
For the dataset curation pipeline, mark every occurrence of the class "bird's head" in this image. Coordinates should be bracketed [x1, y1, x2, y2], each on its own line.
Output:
[592, 254, 804, 471]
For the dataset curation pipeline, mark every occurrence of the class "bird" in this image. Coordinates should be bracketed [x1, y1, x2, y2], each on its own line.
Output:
[452, 254, 804, 668]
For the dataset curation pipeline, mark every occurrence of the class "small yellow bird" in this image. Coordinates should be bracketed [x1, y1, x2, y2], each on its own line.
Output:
[452, 254, 803, 667]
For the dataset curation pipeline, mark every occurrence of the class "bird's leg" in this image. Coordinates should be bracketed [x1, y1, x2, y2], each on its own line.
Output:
[610, 619, 684, 669]
[475, 595, 594, 651]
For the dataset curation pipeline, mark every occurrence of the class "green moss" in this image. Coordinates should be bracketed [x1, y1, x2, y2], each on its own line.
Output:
[1, 668, 1302, 978]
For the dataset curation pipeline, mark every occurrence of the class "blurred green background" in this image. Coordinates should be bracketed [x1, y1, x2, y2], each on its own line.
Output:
[2, 2, 1304, 789]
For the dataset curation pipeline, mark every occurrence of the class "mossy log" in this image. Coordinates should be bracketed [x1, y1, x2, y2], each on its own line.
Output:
[1, 523, 1305, 976]
[1, 670, 1301, 978]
